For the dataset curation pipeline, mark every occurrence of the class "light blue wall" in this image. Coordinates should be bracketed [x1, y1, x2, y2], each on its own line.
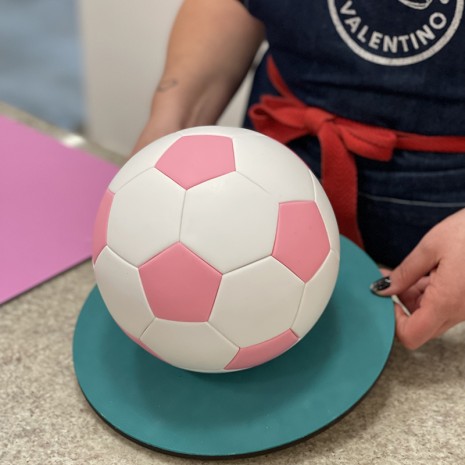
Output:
[0, 0, 83, 130]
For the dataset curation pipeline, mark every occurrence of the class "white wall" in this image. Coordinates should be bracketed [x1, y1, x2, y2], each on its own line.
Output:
[78, 0, 257, 156]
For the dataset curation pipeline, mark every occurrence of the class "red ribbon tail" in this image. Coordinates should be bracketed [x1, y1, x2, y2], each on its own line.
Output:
[320, 125, 364, 248]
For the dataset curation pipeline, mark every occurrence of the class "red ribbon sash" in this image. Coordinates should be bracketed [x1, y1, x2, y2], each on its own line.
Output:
[249, 57, 465, 248]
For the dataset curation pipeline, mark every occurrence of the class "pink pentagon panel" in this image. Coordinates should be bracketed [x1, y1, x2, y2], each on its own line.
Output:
[139, 242, 222, 322]
[121, 328, 164, 360]
[272, 201, 330, 283]
[225, 329, 299, 371]
[92, 189, 114, 263]
[155, 135, 236, 189]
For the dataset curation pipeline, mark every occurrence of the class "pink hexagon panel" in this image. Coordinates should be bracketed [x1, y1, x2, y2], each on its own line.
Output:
[272, 201, 330, 282]
[155, 135, 236, 189]
[139, 242, 222, 322]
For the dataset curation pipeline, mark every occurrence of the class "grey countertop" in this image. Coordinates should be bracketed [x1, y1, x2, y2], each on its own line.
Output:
[1, 102, 464, 465]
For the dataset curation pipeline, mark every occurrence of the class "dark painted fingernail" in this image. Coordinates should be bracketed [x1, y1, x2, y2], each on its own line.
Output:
[370, 276, 391, 294]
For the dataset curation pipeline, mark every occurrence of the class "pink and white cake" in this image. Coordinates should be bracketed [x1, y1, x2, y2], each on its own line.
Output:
[92, 126, 340, 373]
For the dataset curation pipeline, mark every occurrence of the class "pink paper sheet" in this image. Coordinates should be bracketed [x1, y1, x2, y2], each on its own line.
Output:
[0, 116, 119, 304]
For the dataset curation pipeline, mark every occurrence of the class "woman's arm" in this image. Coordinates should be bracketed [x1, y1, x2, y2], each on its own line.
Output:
[132, 0, 264, 154]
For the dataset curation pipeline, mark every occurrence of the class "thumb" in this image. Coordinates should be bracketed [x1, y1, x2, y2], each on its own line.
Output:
[371, 238, 438, 296]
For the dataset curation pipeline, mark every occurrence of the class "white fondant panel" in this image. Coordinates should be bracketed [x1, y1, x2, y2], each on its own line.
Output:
[210, 257, 304, 347]
[107, 168, 185, 266]
[140, 320, 238, 372]
[312, 176, 340, 255]
[181, 172, 278, 273]
[109, 132, 182, 193]
[292, 250, 340, 338]
[234, 133, 315, 202]
[94, 246, 155, 338]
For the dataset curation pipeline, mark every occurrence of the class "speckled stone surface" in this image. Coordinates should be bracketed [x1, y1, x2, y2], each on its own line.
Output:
[1, 103, 465, 465]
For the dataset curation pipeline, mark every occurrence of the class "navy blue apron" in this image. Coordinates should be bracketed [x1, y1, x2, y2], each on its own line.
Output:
[242, 0, 465, 267]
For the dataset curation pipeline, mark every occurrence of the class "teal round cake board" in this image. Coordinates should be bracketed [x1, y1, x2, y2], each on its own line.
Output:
[73, 236, 394, 458]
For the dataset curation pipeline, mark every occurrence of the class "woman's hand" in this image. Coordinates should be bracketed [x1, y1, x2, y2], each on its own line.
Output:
[371, 208, 465, 349]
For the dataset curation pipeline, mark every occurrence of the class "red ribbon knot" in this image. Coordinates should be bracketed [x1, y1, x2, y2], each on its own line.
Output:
[248, 56, 465, 249]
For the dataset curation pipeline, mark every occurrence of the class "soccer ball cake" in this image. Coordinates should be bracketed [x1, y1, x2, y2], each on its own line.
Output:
[92, 126, 340, 373]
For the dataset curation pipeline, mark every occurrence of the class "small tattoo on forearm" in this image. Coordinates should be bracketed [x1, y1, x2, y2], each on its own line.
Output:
[157, 78, 178, 92]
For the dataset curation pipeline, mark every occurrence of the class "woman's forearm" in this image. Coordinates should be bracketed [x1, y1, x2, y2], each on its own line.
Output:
[132, 0, 264, 153]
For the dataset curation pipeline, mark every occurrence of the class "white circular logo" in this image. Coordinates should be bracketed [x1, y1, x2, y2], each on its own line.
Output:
[328, 0, 463, 66]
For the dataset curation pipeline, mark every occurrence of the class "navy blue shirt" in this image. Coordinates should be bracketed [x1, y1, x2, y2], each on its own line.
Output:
[242, 0, 465, 135]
